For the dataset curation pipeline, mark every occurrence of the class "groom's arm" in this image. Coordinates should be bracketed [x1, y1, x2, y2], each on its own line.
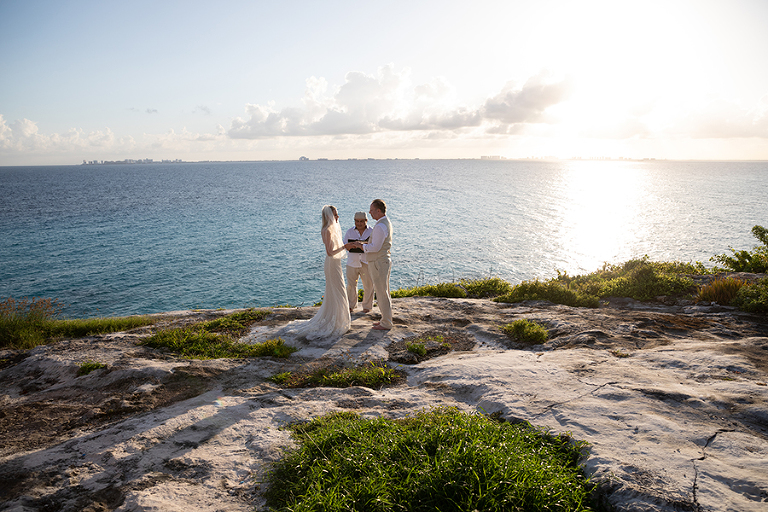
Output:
[362, 223, 386, 253]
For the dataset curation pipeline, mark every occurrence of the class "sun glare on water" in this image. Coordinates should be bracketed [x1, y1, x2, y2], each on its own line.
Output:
[555, 161, 651, 273]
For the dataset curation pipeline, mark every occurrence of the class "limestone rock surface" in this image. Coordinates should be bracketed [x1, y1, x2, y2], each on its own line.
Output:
[1, 297, 767, 511]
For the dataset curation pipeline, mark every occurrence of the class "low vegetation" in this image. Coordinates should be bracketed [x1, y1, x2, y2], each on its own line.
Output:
[77, 360, 108, 376]
[459, 277, 514, 298]
[389, 258, 712, 310]
[198, 308, 271, 336]
[390, 277, 513, 300]
[732, 277, 768, 314]
[262, 407, 597, 512]
[500, 319, 549, 344]
[142, 327, 295, 359]
[141, 309, 290, 359]
[405, 341, 427, 356]
[391, 282, 467, 299]
[5, 228, 768, 353]
[404, 334, 449, 357]
[494, 279, 601, 308]
[697, 276, 747, 305]
[0, 297, 156, 350]
[269, 361, 400, 389]
[712, 225, 768, 273]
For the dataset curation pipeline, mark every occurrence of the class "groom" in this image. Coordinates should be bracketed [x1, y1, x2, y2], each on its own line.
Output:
[353, 199, 393, 330]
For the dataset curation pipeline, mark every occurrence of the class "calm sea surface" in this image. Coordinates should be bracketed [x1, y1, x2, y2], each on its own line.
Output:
[1, 159, 766, 318]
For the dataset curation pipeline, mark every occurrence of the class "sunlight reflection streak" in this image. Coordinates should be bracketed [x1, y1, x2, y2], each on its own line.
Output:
[556, 161, 651, 273]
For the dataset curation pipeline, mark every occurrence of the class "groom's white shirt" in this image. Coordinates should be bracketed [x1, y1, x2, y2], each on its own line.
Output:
[362, 215, 389, 256]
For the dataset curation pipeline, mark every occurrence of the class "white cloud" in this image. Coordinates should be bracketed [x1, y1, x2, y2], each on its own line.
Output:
[229, 65, 570, 139]
[2, 66, 768, 165]
[0, 115, 139, 161]
[483, 75, 572, 126]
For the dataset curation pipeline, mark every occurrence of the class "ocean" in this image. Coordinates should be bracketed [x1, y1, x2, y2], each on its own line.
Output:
[1, 159, 766, 318]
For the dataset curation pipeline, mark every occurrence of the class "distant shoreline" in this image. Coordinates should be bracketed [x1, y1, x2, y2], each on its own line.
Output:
[2, 157, 767, 168]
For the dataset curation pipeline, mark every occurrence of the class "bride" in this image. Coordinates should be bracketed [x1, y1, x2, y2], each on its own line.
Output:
[289, 205, 352, 340]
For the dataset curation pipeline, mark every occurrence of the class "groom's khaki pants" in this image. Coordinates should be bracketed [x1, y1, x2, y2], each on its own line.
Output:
[346, 263, 373, 311]
[369, 257, 393, 328]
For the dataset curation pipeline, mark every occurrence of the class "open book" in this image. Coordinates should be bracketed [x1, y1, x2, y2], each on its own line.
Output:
[347, 236, 370, 253]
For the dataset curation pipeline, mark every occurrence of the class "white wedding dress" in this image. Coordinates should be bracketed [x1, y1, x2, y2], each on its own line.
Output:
[289, 223, 351, 340]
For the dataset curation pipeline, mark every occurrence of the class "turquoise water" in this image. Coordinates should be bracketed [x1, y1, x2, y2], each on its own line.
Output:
[1, 159, 766, 317]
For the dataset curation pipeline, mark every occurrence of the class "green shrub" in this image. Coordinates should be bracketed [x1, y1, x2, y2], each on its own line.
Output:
[77, 360, 107, 376]
[712, 225, 768, 273]
[500, 319, 549, 344]
[697, 277, 747, 305]
[263, 407, 596, 512]
[406, 341, 427, 356]
[391, 282, 467, 299]
[554, 257, 702, 302]
[459, 277, 513, 298]
[597, 261, 694, 301]
[494, 280, 600, 308]
[732, 278, 768, 314]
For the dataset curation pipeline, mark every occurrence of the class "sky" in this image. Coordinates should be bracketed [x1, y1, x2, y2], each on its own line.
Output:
[1, 0, 767, 165]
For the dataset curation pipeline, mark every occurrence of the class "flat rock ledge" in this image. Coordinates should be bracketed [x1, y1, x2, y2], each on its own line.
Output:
[1, 296, 767, 511]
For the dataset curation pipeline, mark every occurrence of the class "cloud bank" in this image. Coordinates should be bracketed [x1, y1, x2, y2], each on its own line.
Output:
[0, 115, 130, 153]
[228, 65, 571, 139]
[2, 64, 768, 164]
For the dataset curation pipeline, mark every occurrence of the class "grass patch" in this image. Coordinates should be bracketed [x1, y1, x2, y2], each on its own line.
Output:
[495, 280, 600, 308]
[500, 319, 549, 344]
[391, 277, 513, 300]
[415, 334, 450, 351]
[593, 259, 696, 301]
[142, 328, 294, 359]
[495, 257, 700, 308]
[382, 258, 707, 309]
[391, 282, 467, 299]
[389, 331, 474, 364]
[269, 361, 400, 389]
[0, 297, 156, 350]
[77, 360, 107, 376]
[459, 277, 513, 298]
[697, 276, 747, 305]
[201, 308, 271, 336]
[406, 341, 427, 357]
[262, 407, 596, 512]
[140, 308, 293, 359]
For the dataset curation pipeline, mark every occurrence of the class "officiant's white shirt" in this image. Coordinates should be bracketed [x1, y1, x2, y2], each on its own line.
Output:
[344, 226, 373, 268]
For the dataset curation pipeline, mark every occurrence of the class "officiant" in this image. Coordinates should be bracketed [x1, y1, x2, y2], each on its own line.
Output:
[343, 211, 374, 313]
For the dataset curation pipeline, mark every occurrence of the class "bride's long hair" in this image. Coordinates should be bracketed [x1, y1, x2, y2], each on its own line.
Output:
[321, 205, 344, 259]
[321, 205, 337, 231]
